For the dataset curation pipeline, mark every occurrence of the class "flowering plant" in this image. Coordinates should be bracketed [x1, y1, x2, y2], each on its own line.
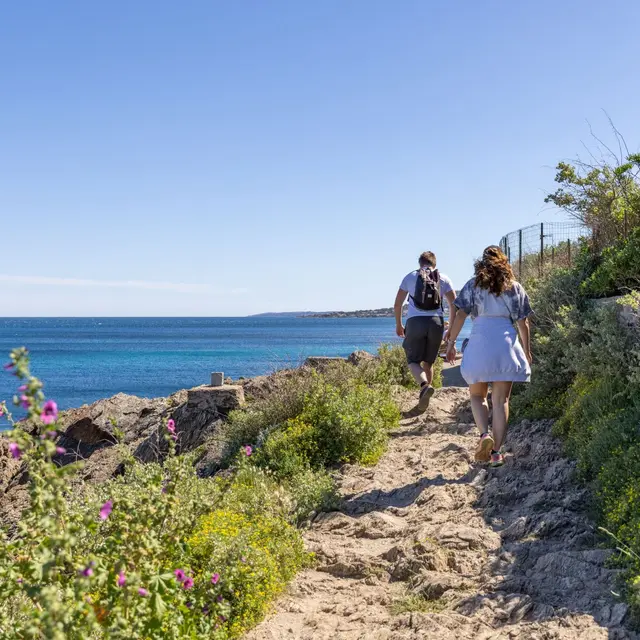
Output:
[0, 349, 306, 639]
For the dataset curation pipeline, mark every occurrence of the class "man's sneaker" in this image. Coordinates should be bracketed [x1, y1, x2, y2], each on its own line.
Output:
[475, 433, 494, 462]
[490, 451, 505, 467]
[418, 385, 435, 412]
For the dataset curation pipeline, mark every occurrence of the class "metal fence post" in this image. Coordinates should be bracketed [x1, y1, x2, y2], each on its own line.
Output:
[518, 229, 522, 278]
[539, 223, 544, 277]
[567, 238, 571, 265]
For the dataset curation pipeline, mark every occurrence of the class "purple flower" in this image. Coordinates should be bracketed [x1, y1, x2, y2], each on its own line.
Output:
[81, 567, 93, 577]
[186, 601, 193, 609]
[40, 400, 58, 425]
[45, 430, 57, 439]
[211, 573, 220, 585]
[171, 433, 178, 441]
[56, 447, 66, 455]
[166, 419, 175, 434]
[202, 606, 210, 616]
[244, 445, 252, 457]
[0, 407, 3, 417]
[241, 556, 247, 563]
[18, 385, 27, 392]
[16, 577, 23, 584]
[216, 595, 223, 603]
[183, 577, 194, 590]
[99, 500, 113, 520]
[117, 571, 126, 587]
[138, 588, 148, 597]
[174, 569, 186, 583]
[8, 443, 22, 460]
[19, 395, 29, 409]
[3, 362, 13, 370]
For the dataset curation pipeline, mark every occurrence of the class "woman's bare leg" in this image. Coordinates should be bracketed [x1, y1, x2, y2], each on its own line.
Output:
[469, 382, 490, 434]
[491, 381, 513, 450]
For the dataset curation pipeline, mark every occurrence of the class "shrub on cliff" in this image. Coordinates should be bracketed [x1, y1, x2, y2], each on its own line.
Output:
[581, 227, 640, 298]
[0, 349, 307, 639]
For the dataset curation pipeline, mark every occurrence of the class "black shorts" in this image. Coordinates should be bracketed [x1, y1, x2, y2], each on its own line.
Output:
[403, 316, 445, 365]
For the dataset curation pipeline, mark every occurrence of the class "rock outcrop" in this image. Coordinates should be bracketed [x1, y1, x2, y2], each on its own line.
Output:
[0, 384, 245, 524]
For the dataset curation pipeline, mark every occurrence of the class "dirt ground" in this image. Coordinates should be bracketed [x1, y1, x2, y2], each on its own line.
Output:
[248, 386, 636, 640]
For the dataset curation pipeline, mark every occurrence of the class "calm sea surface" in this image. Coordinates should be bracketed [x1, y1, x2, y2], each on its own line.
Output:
[0, 317, 471, 416]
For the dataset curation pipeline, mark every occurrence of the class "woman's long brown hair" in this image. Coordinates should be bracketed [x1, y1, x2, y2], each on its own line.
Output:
[474, 245, 514, 295]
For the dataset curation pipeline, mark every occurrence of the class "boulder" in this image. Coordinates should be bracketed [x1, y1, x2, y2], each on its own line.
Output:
[347, 350, 376, 366]
[303, 356, 347, 370]
[0, 384, 246, 525]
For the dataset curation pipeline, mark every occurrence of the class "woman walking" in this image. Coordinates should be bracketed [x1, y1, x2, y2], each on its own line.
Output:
[445, 246, 533, 467]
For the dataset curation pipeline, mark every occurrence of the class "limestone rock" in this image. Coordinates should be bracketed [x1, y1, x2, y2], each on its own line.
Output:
[347, 350, 376, 366]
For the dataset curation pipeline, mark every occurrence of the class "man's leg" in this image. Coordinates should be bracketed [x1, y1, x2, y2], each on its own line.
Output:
[421, 361, 434, 386]
[404, 318, 430, 386]
[408, 362, 428, 385]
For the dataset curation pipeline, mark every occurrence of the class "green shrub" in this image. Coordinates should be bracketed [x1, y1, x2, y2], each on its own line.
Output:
[582, 228, 640, 297]
[0, 349, 313, 640]
[188, 501, 307, 638]
[300, 380, 400, 467]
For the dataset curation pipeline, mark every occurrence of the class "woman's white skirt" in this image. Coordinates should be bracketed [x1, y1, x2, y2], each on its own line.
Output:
[461, 316, 531, 384]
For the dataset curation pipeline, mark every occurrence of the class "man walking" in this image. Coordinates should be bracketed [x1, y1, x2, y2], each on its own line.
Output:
[394, 251, 456, 411]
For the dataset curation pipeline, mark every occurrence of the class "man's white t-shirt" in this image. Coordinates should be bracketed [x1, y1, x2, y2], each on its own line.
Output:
[400, 270, 454, 320]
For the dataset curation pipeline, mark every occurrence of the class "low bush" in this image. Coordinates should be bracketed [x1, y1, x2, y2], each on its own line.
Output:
[0, 349, 310, 639]
[0, 342, 404, 638]
[582, 228, 640, 297]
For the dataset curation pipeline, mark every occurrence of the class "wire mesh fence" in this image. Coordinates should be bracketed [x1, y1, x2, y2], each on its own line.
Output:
[499, 221, 590, 281]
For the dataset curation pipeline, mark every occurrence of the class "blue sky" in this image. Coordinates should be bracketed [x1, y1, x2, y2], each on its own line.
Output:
[2, 0, 639, 316]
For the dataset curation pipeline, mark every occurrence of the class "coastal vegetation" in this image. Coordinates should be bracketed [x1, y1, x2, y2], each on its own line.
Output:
[0, 344, 424, 638]
[512, 139, 640, 614]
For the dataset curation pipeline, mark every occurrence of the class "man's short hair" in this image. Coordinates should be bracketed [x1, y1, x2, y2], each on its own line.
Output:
[419, 251, 437, 268]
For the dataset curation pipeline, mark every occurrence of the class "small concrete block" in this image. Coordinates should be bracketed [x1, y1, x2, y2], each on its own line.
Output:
[210, 372, 224, 387]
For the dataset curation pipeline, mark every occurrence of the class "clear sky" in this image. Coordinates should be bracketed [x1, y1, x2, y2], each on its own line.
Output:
[2, 0, 639, 316]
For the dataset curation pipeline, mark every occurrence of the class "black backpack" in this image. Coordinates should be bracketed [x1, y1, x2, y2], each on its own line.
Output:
[410, 267, 442, 311]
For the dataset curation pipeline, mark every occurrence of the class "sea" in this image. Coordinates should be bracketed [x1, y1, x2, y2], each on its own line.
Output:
[0, 317, 471, 419]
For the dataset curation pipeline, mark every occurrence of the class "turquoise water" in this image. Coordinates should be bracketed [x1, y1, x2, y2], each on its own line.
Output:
[0, 317, 470, 415]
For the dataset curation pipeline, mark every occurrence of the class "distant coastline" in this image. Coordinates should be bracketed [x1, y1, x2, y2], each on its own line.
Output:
[304, 306, 408, 319]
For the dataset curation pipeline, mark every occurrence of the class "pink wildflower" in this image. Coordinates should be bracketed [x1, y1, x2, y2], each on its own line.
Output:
[81, 566, 93, 577]
[166, 419, 175, 434]
[8, 443, 21, 460]
[244, 445, 252, 457]
[0, 407, 3, 417]
[18, 385, 27, 392]
[99, 500, 113, 520]
[174, 569, 186, 583]
[117, 571, 126, 587]
[183, 577, 194, 590]
[19, 395, 29, 409]
[138, 588, 148, 597]
[211, 573, 220, 585]
[3, 362, 13, 370]
[45, 430, 57, 439]
[56, 447, 66, 455]
[40, 400, 58, 425]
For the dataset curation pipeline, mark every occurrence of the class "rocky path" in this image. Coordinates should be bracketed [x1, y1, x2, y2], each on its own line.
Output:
[248, 387, 636, 640]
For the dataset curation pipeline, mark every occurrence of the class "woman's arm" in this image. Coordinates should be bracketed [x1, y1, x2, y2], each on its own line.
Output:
[445, 309, 468, 364]
[516, 317, 532, 364]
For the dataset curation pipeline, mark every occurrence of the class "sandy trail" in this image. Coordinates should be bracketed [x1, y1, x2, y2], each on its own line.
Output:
[248, 387, 635, 640]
